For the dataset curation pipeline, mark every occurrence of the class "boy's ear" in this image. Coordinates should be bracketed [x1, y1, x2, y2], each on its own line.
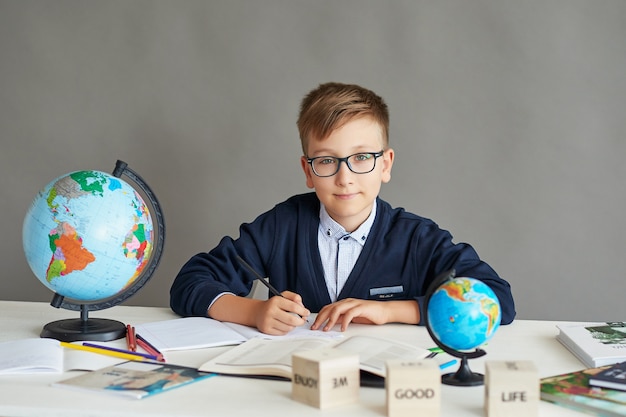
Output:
[381, 148, 394, 183]
[300, 156, 315, 189]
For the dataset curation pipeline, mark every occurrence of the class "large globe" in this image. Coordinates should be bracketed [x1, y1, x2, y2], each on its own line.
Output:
[427, 277, 501, 351]
[23, 170, 155, 302]
[22, 161, 165, 342]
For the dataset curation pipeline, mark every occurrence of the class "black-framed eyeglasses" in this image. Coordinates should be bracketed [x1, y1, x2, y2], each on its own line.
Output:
[306, 151, 385, 177]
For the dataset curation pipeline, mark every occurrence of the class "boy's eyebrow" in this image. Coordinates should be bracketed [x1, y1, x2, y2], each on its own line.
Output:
[307, 146, 377, 157]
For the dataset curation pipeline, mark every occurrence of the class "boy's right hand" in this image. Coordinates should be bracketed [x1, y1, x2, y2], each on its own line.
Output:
[254, 291, 310, 335]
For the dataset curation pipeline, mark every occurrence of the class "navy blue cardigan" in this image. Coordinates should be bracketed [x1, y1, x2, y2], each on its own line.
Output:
[170, 193, 515, 325]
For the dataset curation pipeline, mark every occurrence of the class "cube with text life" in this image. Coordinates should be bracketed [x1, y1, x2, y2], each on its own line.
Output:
[386, 358, 441, 417]
[485, 360, 538, 417]
[291, 348, 360, 409]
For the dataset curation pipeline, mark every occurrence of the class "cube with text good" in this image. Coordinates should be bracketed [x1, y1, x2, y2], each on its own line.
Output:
[291, 348, 360, 409]
[386, 358, 440, 417]
[485, 360, 538, 417]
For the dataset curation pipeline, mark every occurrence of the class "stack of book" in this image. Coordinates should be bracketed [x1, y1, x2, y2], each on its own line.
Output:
[540, 363, 626, 417]
[540, 322, 626, 416]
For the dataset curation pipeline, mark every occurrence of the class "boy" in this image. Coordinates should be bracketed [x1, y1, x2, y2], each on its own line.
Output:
[170, 82, 515, 335]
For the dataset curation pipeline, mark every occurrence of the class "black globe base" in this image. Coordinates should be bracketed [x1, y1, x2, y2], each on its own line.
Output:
[441, 355, 484, 386]
[40, 318, 126, 342]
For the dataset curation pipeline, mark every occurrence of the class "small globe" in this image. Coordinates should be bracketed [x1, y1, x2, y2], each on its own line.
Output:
[23, 170, 154, 302]
[427, 277, 501, 351]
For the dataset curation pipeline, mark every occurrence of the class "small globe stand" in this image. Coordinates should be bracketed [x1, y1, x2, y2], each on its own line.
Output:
[39, 160, 165, 342]
[424, 269, 487, 387]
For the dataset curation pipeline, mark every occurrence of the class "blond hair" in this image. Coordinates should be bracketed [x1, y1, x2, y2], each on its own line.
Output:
[297, 82, 389, 154]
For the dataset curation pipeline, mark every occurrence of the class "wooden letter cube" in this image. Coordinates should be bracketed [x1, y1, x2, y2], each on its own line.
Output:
[291, 348, 360, 409]
[386, 358, 441, 417]
[485, 360, 538, 417]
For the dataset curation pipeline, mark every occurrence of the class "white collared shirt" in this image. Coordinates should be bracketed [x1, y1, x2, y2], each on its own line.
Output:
[317, 201, 377, 302]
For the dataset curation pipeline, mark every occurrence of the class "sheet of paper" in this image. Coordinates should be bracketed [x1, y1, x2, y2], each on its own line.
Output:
[224, 321, 342, 340]
[212, 337, 334, 368]
[333, 335, 430, 377]
[199, 337, 336, 378]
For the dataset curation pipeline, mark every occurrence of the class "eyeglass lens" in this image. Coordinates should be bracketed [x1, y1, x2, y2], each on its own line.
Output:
[311, 153, 379, 177]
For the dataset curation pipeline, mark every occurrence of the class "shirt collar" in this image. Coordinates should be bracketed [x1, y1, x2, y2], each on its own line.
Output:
[319, 200, 377, 246]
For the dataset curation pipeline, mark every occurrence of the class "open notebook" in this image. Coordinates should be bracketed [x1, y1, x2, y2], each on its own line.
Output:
[133, 316, 341, 352]
[198, 335, 452, 388]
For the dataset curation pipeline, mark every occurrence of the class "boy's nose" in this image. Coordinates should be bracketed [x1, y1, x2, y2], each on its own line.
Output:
[334, 161, 354, 183]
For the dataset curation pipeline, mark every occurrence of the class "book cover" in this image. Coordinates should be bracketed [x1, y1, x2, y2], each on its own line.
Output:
[53, 361, 215, 399]
[589, 361, 626, 392]
[540, 366, 626, 417]
[557, 322, 626, 368]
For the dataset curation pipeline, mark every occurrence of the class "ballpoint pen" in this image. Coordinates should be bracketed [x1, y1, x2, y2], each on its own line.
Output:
[236, 255, 309, 322]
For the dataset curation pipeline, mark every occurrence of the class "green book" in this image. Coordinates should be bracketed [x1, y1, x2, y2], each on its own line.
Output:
[541, 366, 626, 417]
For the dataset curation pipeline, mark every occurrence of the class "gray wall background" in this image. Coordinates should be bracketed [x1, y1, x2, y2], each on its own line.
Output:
[1, 0, 624, 322]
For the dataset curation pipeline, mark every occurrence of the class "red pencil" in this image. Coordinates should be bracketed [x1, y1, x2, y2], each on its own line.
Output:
[126, 324, 137, 352]
[136, 337, 165, 362]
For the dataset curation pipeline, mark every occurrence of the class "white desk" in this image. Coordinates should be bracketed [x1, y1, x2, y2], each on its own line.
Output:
[0, 300, 589, 417]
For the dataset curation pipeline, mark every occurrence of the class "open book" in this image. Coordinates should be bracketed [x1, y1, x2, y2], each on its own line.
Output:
[198, 335, 434, 384]
[0, 338, 124, 374]
[133, 317, 341, 352]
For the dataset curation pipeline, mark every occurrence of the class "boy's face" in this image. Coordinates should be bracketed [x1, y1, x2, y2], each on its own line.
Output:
[300, 117, 394, 232]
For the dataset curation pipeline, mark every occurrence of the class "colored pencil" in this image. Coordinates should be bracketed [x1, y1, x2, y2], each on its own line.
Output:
[60, 341, 150, 362]
[126, 324, 137, 352]
[135, 337, 165, 362]
[82, 342, 159, 361]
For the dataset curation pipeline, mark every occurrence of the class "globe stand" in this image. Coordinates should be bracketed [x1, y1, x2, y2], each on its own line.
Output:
[34, 160, 166, 343]
[424, 269, 488, 387]
[441, 349, 486, 387]
[40, 295, 127, 342]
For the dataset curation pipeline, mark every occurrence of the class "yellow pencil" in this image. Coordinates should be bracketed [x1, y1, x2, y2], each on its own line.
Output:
[60, 341, 149, 361]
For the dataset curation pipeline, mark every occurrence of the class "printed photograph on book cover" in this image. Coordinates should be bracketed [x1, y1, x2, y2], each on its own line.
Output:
[586, 323, 626, 345]
[104, 366, 198, 393]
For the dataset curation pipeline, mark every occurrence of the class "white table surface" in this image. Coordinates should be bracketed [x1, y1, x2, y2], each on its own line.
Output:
[0, 300, 590, 417]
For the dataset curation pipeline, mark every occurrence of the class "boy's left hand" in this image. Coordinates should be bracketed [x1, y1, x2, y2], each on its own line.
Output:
[311, 298, 388, 332]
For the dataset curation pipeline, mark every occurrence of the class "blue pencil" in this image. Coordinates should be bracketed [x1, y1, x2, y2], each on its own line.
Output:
[439, 359, 458, 370]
